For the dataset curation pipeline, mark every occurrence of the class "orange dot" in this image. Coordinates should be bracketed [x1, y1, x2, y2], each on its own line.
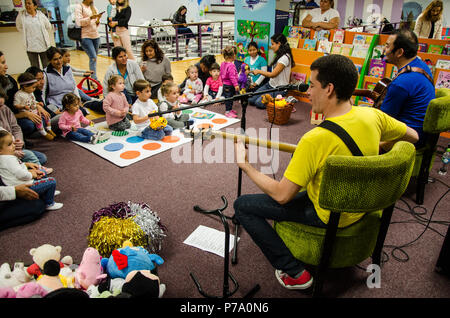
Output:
[197, 123, 213, 129]
[212, 118, 228, 124]
[161, 135, 180, 143]
[142, 142, 162, 151]
[120, 150, 140, 160]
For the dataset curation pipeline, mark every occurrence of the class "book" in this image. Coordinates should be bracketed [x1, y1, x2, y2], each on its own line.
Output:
[443, 44, 450, 55]
[390, 66, 398, 78]
[355, 64, 362, 74]
[368, 59, 386, 78]
[303, 38, 317, 51]
[291, 72, 307, 84]
[372, 45, 384, 59]
[314, 30, 330, 41]
[298, 27, 311, 39]
[287, 37, 299, 49]
[424, 58, 435, 76]
[288, 26, 299, 38]
[436, 59, 450, 70]
[331, 42, 343, 54]
[360, 81, 377, 104]
[340, 44, 353, 56]
[352, 34, 366, 45]
[351, 44, 370, 58]
[435, 70, 450, 89]
[332, 29, 345, 43]
[317, 40, 332, 53]
[365, 35, 374, 45]
[418, 43, 428, 53]
[427, 44, 444, 54]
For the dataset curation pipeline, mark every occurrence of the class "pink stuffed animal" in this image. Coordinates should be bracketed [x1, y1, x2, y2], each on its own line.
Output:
[75, 247, 107, 290]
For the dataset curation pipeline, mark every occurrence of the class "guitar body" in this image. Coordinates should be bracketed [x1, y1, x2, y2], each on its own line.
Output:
[353, 77, 391, 109]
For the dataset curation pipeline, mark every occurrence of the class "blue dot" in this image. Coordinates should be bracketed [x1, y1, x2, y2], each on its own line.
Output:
[104, 143, 124, 152]
[126, 136, 144, 143]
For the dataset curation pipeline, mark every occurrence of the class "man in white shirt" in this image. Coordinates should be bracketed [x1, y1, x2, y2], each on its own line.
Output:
[302, 0, 340, 31]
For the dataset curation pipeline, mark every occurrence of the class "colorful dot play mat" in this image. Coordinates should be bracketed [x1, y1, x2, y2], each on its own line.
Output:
[70, 107, 240, 167]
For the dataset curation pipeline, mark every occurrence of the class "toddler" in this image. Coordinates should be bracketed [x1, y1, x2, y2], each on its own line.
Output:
[14, 72, 55, 140]
[107, 0, 119, 39]
[159, 82, 192, 129]
[58, 93, 110, 144]
[132, 79, 173, 140]
[157, 73, 174, 102]
[0, 130, 63, 210]
[220, 46, 239, 118]
[180, 65, 203, 104]
[201, 62, 223, 103]
[103, 75, 131, 131]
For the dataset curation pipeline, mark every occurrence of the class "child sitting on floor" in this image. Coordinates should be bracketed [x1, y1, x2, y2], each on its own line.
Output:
[180, 65, 203, 104]
[14, 72, 55, 140]
[159, 82, 192, 129]
[103, 75, 131, 131]
[157, 73, 174, 102]
[201, 62, 224, 103]
[131, 79, 173, 140]
[0, 130, 63, 210]
[58, 93, 110, 144]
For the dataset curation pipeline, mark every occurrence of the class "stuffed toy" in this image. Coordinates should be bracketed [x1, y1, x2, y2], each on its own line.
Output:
[0, 263, 29, 288]
[86, 277, 125, 298]
[121, 270, 166, 298]
[0, 286, 16, 298]
[75, 247, 107, 290]
[15, 282, 48, 298]
[238, 63, 251, 94]
[261, 94, 275, 107]
[101, 241, 164, 280]
[274, 95, 288, 108]
[36, 260, 72, 292]
[26, 244, 73, 278]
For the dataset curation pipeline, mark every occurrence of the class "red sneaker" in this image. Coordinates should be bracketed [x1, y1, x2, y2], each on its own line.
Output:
[275, 269, 313, 290]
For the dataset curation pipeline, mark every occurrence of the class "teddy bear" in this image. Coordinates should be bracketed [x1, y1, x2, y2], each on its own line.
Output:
[26, 244, 73, 278]
[36, 259, 74, 292]
[75, 247, 107, 290]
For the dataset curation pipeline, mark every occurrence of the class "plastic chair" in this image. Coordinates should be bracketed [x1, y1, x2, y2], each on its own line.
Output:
[274, 141, 416, 297]
[413, 88, 450, 205]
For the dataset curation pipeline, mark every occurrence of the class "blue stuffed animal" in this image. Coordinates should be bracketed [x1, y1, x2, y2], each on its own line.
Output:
[101, 243, 164, 279]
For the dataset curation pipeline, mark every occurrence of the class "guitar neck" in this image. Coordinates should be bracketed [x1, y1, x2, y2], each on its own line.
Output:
[200, 130, 298, 153]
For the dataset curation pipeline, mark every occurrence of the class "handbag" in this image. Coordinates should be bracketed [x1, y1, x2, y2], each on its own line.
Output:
[67, 4, 83, 41]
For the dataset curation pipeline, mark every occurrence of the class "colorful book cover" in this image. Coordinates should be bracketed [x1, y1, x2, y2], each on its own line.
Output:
[352, 34, 366, 45]
[435, 70, 450, 89]
[317, 40, 332, 53]
[368, 59, 386, 78]
[390, 66, 398, 78]
[303, 38, 317, 51]
[436, 59, 450, 70]
[365, 35, 374, 45]
[287, 37, 299, 49]
[360, 81, 377, 104]
[314, 30, 330, 41]
[418, 43, 428, 53]
[443, 44, 450, 55]
[340, 44, 353, 56]
[288, 26, 299, 38]
[291, 72, 307, 84]
[372, 45, 384, 59]
[191, 112, 215, 120]
[424, 58, 435, 76]
[427, 44, 444, 54]
[332, 29, 345, 43]
[298, 27, 311, 39]
[331, 43, 343, 54]
[351, 44, 370, 58]
[355, 64, 362, 74]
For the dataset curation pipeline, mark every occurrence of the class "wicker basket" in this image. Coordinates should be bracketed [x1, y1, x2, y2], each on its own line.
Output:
[266, 102, 294, 125]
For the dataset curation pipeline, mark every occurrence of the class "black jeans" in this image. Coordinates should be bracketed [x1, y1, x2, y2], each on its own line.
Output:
[234, 191, 326, 277]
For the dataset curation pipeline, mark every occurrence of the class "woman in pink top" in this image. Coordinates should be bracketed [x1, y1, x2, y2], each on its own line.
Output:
[75, 0, 104, 79]
[58, 93, 99, 144]
[220, 46, 239, 118]
[102, 75, 131, 131]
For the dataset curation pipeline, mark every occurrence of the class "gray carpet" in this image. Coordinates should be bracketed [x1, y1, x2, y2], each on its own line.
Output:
[0, 101, 449, 298]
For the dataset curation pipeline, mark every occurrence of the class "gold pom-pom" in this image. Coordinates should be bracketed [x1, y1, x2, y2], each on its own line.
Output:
[88, 217, 147, 258]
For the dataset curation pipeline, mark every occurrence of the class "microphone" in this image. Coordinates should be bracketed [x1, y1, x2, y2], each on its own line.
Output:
[277, 83, 309, 92]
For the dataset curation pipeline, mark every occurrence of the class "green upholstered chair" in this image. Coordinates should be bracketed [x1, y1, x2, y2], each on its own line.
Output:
[274, 141, 416, 297]
[414, 88, 450, 205]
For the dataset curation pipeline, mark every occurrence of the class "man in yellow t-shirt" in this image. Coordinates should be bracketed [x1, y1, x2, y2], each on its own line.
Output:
[233, 54, 419, 291]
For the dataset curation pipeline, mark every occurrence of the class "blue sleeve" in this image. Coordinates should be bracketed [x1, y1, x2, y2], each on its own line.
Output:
[380, 82, 409, 117]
